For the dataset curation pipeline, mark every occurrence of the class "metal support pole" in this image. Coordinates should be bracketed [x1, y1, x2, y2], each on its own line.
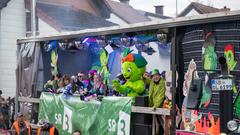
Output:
[176, 0, 178, 17]
[218, 57, 233, 133]
[219, 90, 233, 133]
[31, 0, 36, 37]
[152, 115, 156, 135]
[170, 27, 177, 135]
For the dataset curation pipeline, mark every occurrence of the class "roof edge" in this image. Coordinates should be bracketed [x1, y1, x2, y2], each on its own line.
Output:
[0, 0, 11, 10]
[17, 10, 240, 44]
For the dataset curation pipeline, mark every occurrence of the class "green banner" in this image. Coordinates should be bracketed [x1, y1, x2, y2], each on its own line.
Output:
[39, 93, 132, 135]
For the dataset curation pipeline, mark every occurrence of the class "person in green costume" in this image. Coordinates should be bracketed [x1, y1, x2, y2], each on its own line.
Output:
[143, 69, 166, 108]
[144, 69, 165, 135]
[112, 48, 147, 97]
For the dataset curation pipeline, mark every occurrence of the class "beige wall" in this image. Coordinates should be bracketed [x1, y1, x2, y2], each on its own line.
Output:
[0, 0, 26, 98]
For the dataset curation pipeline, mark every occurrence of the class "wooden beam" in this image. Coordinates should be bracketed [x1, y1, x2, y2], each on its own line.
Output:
[131, 106, 170, 115]
[30, 123, 39, 130]
[18, 97, 40, 103]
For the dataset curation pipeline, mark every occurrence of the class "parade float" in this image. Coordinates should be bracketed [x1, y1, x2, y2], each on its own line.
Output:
[16, 10, 240, 135]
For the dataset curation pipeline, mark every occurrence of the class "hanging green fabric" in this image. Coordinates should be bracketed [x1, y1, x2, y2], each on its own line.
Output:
[51, 49, 58, 76]
[99, 49, 110, 85]
[200, 83, 212, 107]
[235, 95, 240, 118]
[203, 45, 217, 73]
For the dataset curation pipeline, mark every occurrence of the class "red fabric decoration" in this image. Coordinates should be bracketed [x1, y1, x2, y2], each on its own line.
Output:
[205, 32, 213, 40]
[225, 44, 234, 54]
[122, 53, 134, 63]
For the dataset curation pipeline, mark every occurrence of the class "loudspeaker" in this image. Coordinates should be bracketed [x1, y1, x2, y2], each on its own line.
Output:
[135, 96, 149, 106]
[133, 113, 152, 125]
[186, 78, 203, 109]
[133, 124, 152, 135]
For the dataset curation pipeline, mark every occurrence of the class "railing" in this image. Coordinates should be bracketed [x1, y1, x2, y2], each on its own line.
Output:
[18, 96, 171, 135]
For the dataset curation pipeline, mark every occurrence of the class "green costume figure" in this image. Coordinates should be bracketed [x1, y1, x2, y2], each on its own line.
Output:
[224, 44, 238, 93]
[203, 32, 217, 72]
[112, 48, 147, 97]
[201, 32, 217, 107]
[99, 49, 110, 85]
[224, 44, 237, 71]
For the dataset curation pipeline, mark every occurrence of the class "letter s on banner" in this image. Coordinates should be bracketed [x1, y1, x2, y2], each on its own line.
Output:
[63, 106, 73, 133]
[117, 111, 130, 135]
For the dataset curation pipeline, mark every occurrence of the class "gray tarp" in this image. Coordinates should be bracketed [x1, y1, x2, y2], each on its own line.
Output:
[16, 42, 43, 97]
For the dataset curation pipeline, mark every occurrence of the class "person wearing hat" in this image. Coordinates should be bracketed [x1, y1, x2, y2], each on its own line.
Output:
[84, 70, 97, 92]
[144, 69, 166, 108]
[11, 112, 31, 135]
[37, 119, 59, 135]
[143, 69, 166, 135]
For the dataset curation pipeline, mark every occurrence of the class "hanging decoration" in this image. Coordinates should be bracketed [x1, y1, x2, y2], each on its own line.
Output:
[158, 42, 171, 56]
[99, 49, 110, 86]
[195, 112, 220, 135]
[134, 34, 158, 44]
[202, 32, 217, 72]
[74, 40, 84, 50]
[181, 59, 199, 130]
[224, 44, 237, 71]
[49, 41, 58, 76]
[58, 39, 68, 51]
[43, 40, 57, 52]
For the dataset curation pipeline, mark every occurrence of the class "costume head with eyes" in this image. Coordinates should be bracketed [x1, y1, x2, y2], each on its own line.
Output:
[121, 48, 147, 82]
[224, 44, 237, 71]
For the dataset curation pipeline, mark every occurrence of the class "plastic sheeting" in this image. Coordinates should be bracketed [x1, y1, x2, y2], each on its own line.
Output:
[16, 42, 42, 97]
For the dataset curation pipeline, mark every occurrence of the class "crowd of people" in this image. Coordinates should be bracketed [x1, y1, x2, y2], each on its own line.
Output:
[0, 90, 15, 131]
[43, 68, 168, 103]
[44, 70, 109, 101]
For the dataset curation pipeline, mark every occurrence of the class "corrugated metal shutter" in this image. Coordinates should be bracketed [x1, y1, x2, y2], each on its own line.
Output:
[181, 21, 240, 118]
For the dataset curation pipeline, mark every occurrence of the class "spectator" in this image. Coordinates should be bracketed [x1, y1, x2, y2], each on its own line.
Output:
[53, 73, 62, 91]
[90, 73, 105, 95]
[11, 112, 31, 135]
[73, 130, 81, 135]
[71, 75, 78, 93]
[0, 90, 2, 98]
[62, 75, 73, 95]
[37, 119, 59, 135]
[85, 70, 97, 91]
[44, 73, 62, 93]
[0, 98, 9, 129]
[75, 72, 87, 94]
[56, 78, 64, 94]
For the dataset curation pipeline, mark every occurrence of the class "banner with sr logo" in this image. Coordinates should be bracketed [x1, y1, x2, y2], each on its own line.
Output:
[39, 93, 132, 135]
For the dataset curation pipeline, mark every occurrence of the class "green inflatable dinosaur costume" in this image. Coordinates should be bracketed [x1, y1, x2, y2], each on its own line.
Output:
[112, 48, 147, 97]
